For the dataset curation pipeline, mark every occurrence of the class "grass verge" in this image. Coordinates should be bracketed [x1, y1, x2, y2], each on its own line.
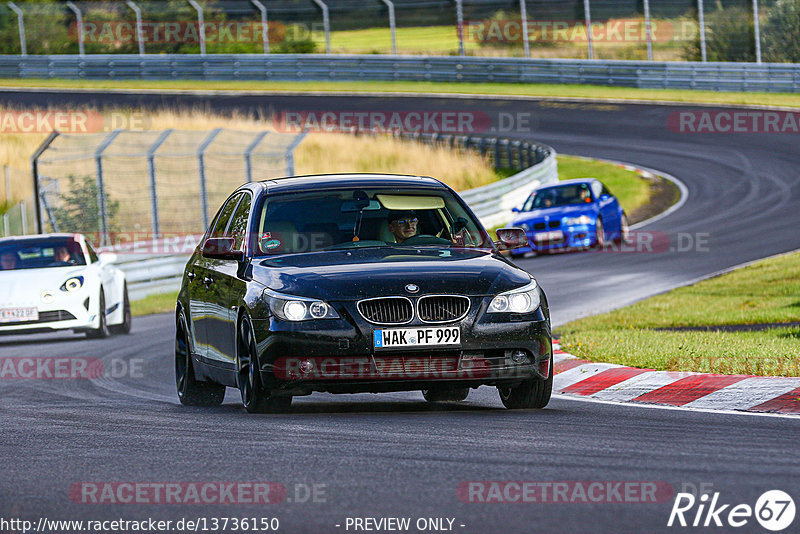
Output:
[3, 79, 799, 109]
[558, 251, 800, 376]
[131, 291, 178, 317]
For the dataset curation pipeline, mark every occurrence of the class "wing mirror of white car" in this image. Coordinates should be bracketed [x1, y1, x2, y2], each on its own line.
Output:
[494, 227, 529, 251]
[98, 252, 118, 264]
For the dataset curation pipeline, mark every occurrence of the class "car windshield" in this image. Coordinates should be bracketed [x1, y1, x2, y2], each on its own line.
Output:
[523, 183, 594, 210]
[252, 188, 493, 256]
[0, 237, 86, 271]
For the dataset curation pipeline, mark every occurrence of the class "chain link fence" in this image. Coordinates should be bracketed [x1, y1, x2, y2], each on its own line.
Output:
[0, 0, 792, 63]
[1, 166, 34, 237]
[32, 128, 307, 244]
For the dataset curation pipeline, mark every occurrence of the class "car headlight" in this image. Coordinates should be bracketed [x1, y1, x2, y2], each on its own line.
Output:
[488, 279, 541, 314]
[60, 276, 84, 292]
[563, 215, 593, 226]
[264, 289, 339, 321]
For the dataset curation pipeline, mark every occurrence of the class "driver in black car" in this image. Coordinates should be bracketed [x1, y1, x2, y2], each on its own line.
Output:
[387, 210, 419, 243]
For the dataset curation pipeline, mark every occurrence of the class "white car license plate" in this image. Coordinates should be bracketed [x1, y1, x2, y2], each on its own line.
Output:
[374, 327, 461, 349]
[0, 307, 39, 323]
[534, 230, 564, 242]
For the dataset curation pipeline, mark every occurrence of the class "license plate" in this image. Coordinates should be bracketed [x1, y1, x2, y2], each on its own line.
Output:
[0, 307, 39, 323]
[534, 230, 563, 242]
[374, 327, 461, 349]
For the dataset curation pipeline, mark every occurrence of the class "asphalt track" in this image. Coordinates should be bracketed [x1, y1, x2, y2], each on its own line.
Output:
[1, 90, 800, 533]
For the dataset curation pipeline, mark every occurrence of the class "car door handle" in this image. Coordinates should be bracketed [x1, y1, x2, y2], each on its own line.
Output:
[187, 271, 196, 281]
[203, 276, 214, 287]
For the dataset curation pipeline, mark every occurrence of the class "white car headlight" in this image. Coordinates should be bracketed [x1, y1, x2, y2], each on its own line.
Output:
[60, 276, 84, 292]
[265, 289, 339, 321]
[488, 279, 541, 314]
[563, 215, 593, 226]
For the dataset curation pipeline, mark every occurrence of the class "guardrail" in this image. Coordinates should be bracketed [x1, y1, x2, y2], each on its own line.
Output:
[112, 139, 558, 301]
[1, 54, 799, 92]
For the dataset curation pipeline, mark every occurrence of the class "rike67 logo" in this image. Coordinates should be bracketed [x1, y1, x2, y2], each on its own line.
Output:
[668, 490, 795, 531]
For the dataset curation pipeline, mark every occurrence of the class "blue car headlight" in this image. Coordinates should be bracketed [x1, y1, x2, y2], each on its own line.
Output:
[563, 215, 593, 226]
[488, 279, 541, 314]
[60, 276, 84, 292]
[264, 288, 339, 321]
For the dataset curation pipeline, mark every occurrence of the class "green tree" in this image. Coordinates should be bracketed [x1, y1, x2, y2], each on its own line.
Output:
[763, 0, 800, 63]
[682, 6, 755, 62]
[52, 175, 119, 235]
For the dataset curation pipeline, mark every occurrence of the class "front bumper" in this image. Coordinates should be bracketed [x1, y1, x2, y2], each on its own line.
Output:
[0, 291, 98, 335]
[515, 224, 598, 253]
[252, 298, 552, 395]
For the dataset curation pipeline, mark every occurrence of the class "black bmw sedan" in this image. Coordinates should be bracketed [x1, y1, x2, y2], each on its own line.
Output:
[175, 174, 553, 413]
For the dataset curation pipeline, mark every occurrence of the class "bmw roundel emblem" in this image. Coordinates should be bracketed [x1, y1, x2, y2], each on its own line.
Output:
[405, 284, 419, 294]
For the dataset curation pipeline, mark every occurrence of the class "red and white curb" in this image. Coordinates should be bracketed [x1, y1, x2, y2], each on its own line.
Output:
[552, 343, 800, 415]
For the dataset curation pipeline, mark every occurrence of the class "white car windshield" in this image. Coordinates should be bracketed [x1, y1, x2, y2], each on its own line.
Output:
[0, 238, 86, 270]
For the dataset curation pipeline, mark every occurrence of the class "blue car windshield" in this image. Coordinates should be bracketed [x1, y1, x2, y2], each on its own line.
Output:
[253, 188, 493, 256]
[524, 184, 594, 210]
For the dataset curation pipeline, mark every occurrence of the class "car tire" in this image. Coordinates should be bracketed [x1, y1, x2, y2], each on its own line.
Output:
[616, 213, 631, 244]
[175, 312, 225, 407]
[238, 317, 292, 414]
[497, 355, 553, 409]
[422, 387, 470, 402]
[108, 284, 132, 335]
[85, 290, 109, 339]
[593, 218, 606, 249]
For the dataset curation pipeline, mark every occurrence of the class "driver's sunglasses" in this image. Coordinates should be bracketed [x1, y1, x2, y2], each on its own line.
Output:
[395, 218, 419, 226]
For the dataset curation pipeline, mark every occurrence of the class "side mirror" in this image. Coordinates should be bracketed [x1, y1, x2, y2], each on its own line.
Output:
[98, 252, 117, 264]
[600, 194, 610, 201]
[511, 207, 521, 213]
[202, 237, 244, 261]
[494, 227, 529, 250]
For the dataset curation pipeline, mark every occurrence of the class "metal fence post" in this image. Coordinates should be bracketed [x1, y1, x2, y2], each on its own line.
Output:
[7, 2, 26, 56]
[583, 0, 594, 60]
[187, 0, 206, 56]
[244, 131, 269, 183]
[455, 0, 465, 56]
[311, 0, 331, 54]
[698, 0, 707, 62]
[3, 166, 9, 236]
[197, 128, 222, 229]
[643, 0, 653, 61]
[125, 0, 145, 56]
[250, 0, 269, 54]
[146, 129, 173, 238]
[95, 130, 122, 246]
[285, 131, 309, 177]
[30, 131, 59, 235]
[519, 0, 530, 58]
[380, 0, 397, 55]
[66, 2, 85, 56]
[753, 0, 762, 64]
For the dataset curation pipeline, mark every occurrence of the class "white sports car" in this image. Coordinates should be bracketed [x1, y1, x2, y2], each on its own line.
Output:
[0, 233, 131, 337]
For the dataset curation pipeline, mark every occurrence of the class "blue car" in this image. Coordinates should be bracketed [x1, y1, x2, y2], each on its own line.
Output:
[509, 178, 630, 256]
